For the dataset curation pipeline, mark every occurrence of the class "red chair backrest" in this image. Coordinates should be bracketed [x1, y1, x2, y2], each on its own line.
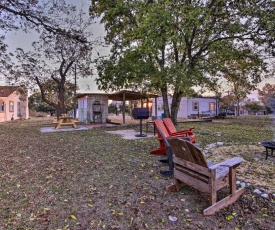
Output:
[154, 119, 170, 139]
[163, 118, 194, 135]
[163, 118, 177, 134]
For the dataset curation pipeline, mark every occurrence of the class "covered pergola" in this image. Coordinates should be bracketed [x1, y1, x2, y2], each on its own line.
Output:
[108, 90, 159, 124]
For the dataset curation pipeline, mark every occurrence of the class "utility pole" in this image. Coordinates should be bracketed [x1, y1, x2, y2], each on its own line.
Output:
[74, 64, 77, 118]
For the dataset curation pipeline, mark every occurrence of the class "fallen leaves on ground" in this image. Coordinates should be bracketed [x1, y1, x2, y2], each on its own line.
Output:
[0, 116, 274, 229]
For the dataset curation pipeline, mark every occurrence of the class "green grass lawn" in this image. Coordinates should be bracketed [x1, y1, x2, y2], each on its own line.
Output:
[0, 116, 274, 229]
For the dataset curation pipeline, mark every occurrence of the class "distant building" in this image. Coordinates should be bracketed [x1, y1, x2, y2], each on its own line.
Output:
[152, 96, 218, 119]
[77, 90, 158, 124]
[76, 91, 218, 122]
[76, 93, 109, 124]
[0, 86, 29, 122]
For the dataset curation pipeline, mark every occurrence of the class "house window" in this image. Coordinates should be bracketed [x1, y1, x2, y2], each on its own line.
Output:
[158, 104, 164, 111]
[9, 101, 14, 112]
[17, 101, 21, 116]
[0, 101, 4, 112]
[209, 102, 215, 111]
[193, 102, 199, 111]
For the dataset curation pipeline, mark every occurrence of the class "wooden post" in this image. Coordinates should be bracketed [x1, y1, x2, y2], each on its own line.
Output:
[229, 167, 237, 194]
[74, 64, 77, 118]
[155, 97, 158, 117]
[123, 92, 126, 124]
[210, 170, 217, 205]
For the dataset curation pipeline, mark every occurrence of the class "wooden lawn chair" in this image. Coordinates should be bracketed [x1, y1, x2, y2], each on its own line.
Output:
[150, 119, 191, 155]
[167, 138, 245, 215]
[163, 118, 196, 143]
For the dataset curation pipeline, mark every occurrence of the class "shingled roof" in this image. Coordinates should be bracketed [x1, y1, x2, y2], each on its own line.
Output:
[0, 86, 20, 97]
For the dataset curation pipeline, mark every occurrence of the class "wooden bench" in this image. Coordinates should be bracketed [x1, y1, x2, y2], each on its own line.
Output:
[167, 138, 245, 215]
[189, 114, 199, 119]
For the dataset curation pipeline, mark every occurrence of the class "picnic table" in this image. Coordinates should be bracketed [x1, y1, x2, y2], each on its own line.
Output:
[54, 114, 78, 129]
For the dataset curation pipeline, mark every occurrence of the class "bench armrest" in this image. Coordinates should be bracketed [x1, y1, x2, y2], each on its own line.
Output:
[209, 157, 243, 169]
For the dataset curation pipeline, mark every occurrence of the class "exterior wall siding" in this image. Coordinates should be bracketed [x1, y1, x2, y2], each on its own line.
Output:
[0, 91, 29, 122]
[77, 94, 109, 123]
[78, 97, 88, 123]
[152, 96, 217, 119]
[177, 97, 188, 118]
[187, 98, 217, 117]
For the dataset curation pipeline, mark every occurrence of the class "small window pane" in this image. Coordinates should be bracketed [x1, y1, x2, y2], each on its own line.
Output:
[193, 102, 199, 111]
[17, 101, 21, 116]
[9, 101, 14, 112]
[0, 101, 4, 112]
[209, 102, 215, 111]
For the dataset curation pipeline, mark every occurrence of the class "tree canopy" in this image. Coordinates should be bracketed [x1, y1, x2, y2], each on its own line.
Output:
[258, 83, 275, 113]
[218, 49, 267, 116]
[0, 0, 88, 44]
[244, 100, 265, 114]
[1, 1, 98, 117]
[29, 80, 78, 114]
[90, 0, 273, 122]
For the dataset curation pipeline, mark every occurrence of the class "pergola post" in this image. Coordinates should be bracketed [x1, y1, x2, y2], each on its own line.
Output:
[123, 92, 126, 124]
[108, 90, 158, 124]
[155, 97, 158, 116]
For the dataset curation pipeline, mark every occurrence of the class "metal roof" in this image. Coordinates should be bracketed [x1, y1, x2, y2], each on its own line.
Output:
[76, 90, 158, 101]
[108, 90, 158, 101]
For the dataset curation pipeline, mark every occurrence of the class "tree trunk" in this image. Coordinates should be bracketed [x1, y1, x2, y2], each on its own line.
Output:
[35, 76, 60, 117]
[57, 80, 66, 118]
[237, 97, 240, 116]
[161, 87, 170, 118]
[171, 91, 183, 124]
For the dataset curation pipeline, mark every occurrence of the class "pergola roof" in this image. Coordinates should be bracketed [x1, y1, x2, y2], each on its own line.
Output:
[76, 90, 158, 101]
[108, 90, 158, 101]
[76, 90, 159, 124]
[76, 93, 108, 99]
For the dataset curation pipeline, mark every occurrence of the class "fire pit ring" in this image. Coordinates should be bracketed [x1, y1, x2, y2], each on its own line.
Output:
[260, 141, 275, 160]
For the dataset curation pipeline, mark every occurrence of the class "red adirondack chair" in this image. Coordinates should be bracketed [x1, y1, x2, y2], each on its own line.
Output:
[150, 119, 194, 155]
[163, 118, 196, 143]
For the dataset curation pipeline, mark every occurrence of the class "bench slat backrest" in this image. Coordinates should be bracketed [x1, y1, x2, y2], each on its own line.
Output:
[163, 118, 177, 133]
[168, 138, 208, 168]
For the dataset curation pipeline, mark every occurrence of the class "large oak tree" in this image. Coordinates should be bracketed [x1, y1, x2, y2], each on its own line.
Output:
[90, 0, 273, 122]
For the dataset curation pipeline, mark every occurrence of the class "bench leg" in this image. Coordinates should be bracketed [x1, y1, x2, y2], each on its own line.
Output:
[55, 122, 62, 129]
[265, 148, 268, 160]
[203, 188, 244, 215]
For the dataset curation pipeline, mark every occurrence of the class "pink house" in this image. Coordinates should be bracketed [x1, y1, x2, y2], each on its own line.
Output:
[0, 86, 29, 122]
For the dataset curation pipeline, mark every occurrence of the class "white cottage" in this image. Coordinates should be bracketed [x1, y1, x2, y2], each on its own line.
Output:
[152, 96, 218, 119]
